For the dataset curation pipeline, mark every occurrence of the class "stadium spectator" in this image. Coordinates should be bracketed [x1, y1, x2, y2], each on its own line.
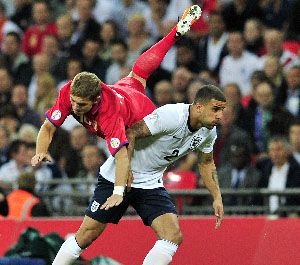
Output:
[126, 13, 155, 67]
[17, 124, 39, 144]
[262, 55, 288, 105]
[176, 37, 200, 73]
[218, 141, 261, 206]
[260, 0, 291, 31]
[257, 136, 300, 216]
[223, 83, 252, 133]
[76, 145, 106, 196]
[247, 81, 294, 159]
[221, 0, 264, 31]
[80, 39, 109, 81]
[105, 41, 130, 85]
[21, 0, 57, 57]
[0, 140, 29, 191]
[0, 125, 10, 167]
[171, 66, 194, 103]
[10, 84, 42, 129]
[10, 0, 33, 31]
[0, 104, 20, 140]
[288, 120, 300, 166]
[144, 0, 171, 40]
[276, 66, 300, 118]
[214, 104, 252, 168]
[0, 2, 22, 50]
[111, 0, 150, 38]
[34, 72, 58, 119]
[259, 29, 300, 72]
[56, 14, 74, 57]
[71, 0, 100, 56]
[243, 18, 264, 56]
[41, 34, 67, 83]
[98, 20, 119, 62]
[2, 32, 32, 86]
[28, 53, 51, 108]
[219, 31, 260, 97]
[6, 171, 50, 218]
[197, 11, 228, 76]
[0, 67, 13, 106]
[153, 80, 173, 107]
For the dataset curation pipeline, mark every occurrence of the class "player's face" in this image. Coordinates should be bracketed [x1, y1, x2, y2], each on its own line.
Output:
[195, 99, 226, 130]
[70, 95, 98, 116]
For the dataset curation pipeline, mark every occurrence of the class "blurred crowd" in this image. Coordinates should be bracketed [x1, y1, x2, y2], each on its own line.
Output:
[1, 0, 300, 217]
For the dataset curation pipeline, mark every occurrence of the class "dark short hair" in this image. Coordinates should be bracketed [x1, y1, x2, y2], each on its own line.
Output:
[193, 84, 226, 104]
[5, 31, 21, 44]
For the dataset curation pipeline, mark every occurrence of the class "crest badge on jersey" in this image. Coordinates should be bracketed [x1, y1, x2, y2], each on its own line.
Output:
[190, 135, 203, 150]
[149, 113, 158, 120]
[111, 138, 120, 148]
[51, 110, 61, 120]
[91, 200, 100, 212]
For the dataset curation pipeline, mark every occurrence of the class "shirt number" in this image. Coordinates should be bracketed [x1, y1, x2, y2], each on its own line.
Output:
[164, 149, 179, 162]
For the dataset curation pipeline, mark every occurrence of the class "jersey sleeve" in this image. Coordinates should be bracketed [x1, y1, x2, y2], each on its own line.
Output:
[102, 116, 129, 156]
[144, 106, 179, 135]
[45, 84, 71, 128]
[200, 128, 217, 153]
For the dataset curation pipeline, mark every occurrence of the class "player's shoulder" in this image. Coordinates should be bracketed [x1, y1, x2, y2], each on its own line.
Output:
[156, 103, 188, 122]
[60, 80, 72, 96]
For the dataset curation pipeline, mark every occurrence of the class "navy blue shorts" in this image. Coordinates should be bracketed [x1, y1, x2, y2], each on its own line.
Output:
[85, 176, 177, 226]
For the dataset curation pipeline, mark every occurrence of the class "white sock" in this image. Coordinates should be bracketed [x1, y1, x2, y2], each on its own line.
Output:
[143, 239, 178, 265]
[52, 235, 84, 265]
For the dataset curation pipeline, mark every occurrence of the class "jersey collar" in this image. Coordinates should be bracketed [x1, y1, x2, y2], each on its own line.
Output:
[91, 92, 103, 115]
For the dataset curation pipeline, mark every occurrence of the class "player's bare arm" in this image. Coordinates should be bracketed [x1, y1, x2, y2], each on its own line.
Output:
[31, 119, 56, 167]
[198, 151, 224, 230]
[125, 120, 152, 188]
[100, 146, 129, 211]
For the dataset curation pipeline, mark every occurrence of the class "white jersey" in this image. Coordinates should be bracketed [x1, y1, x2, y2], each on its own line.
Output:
[99, 104, 217, 189]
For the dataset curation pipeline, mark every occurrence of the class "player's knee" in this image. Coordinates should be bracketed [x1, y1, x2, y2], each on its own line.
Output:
[75, 228, 101, 249]
[173, 229, 183, 246]
[164, 228, 183, 246]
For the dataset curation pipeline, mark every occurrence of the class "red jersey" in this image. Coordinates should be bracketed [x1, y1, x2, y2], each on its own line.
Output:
[21, 22, 57, 56]
[46, 77, 156, 156]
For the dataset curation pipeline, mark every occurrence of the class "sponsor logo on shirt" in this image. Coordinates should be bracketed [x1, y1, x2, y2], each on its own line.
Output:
[111, 138, 120, 148]
[51, 110, 61, 120]
[91, 200, 100, 212]
[190, 135, 203, 150]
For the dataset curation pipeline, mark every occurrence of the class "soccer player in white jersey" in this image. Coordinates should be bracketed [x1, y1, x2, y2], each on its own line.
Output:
[53, 84, 226, 265]
[52, 6, 224, 265]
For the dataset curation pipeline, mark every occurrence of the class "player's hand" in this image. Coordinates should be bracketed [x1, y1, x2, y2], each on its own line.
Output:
[127, 169, 134, 192]
[213, 198, 224, 230]
[100, 194, 123, 211]
[31, 153, 52, 167]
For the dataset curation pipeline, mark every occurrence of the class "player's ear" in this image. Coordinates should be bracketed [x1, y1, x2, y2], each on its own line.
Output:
[195, 102, 203, 112]
[93, 95, 101, 104]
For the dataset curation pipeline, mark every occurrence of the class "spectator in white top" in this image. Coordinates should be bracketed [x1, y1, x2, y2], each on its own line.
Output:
[219, 31, 260, 97]
[0, 140, 29, 191]
[0, 2, 22, 51]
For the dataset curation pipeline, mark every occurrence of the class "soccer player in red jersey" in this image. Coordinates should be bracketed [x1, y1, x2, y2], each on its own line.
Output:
[32, 5, 202, 265]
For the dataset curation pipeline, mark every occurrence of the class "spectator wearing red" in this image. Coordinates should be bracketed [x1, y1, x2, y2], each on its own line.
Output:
[21, 0, 57, 57]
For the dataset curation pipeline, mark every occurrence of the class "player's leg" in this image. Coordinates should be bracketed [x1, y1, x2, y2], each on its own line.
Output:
[143, 213, 182, 265]
[52, 176, 131, 265]
[131, 187, 181, 265]
[52, 216, 106, 265]
[129, 5, 202, 89]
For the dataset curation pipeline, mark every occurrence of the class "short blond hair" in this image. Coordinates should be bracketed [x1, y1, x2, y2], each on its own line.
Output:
[70, 72, 101, 101]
